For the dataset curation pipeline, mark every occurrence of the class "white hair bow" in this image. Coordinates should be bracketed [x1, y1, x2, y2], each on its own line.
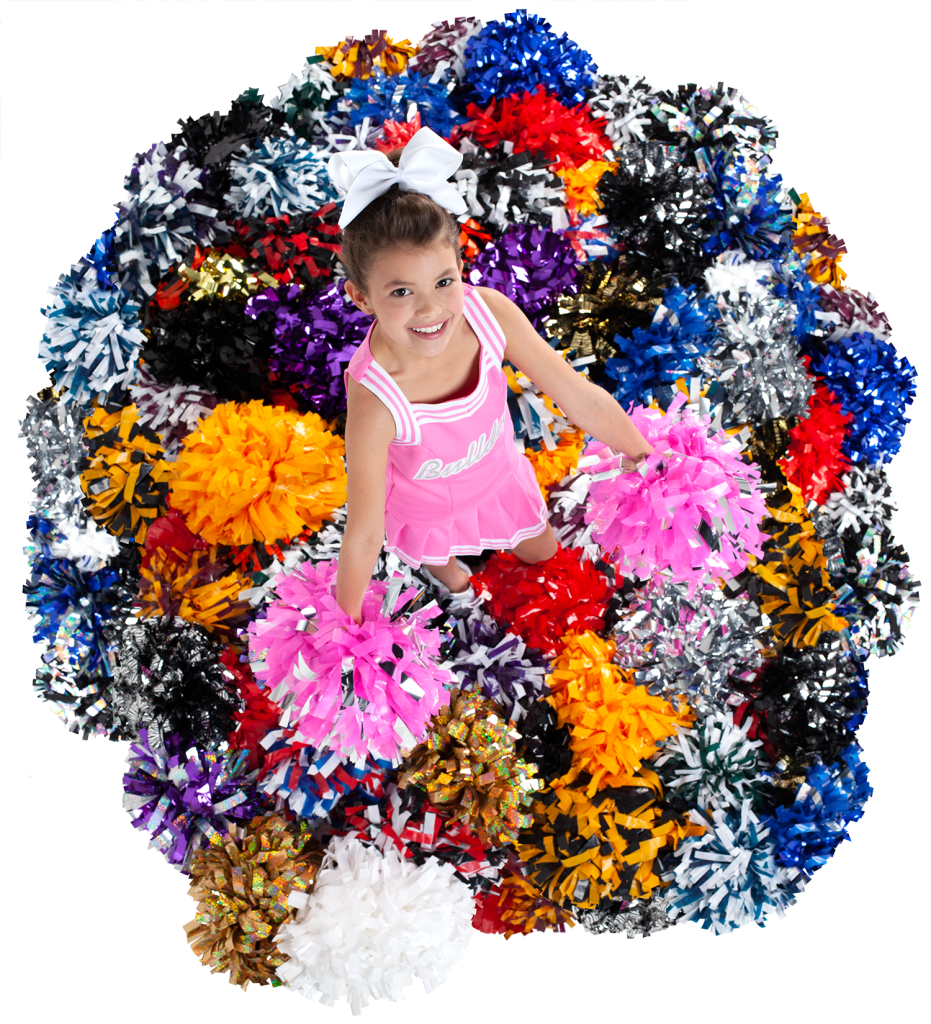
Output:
[328, 127, 468, 228]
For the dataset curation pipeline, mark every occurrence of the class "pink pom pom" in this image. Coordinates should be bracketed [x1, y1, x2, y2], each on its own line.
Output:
[582, 393, 767, 587]
[246, 560, 453, 762]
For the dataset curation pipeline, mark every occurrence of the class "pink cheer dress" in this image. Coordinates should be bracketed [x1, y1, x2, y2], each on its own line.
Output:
[345, 283, 548, 568]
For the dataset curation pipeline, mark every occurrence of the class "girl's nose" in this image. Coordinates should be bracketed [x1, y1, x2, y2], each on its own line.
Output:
[415, 293, 442, 317]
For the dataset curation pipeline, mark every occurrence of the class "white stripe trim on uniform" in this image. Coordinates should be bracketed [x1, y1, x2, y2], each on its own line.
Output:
[464, 288, 507, 362]
[361, 364, 421, 445]
[384, 508, 549, 568]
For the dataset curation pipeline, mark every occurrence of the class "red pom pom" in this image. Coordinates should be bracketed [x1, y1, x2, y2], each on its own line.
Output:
[141, 509, 209, 569]
[224, 646, 282, 770]
[778, 377, 852, 505]
[461, 84, 612, 170]
[472, 544, 612, 657]
[375, 112, 425, 152]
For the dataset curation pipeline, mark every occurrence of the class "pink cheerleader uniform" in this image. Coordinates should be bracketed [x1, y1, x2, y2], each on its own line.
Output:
[345, 283, 548, 568]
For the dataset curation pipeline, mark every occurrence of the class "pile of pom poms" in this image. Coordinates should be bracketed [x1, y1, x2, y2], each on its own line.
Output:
[21, 7, 918, 1014]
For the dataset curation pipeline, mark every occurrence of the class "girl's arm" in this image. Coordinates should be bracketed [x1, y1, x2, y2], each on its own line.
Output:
[336, 376, 396, 623]
[480, 287, 655, 461]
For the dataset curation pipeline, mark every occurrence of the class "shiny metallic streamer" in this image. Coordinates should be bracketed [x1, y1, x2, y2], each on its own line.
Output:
[646, 84, 778, 168]
[128, 366, 217, 458]
[611, 576, 767, 716]
[20, 395, 88, 521]
[460, 9, 598, 107]
[576, 890, 677, 938]
[596, 140, 715, 285]
[111, 616, 241, 748]
[832, 525, 920, 658]
[700, 257, 811, 423]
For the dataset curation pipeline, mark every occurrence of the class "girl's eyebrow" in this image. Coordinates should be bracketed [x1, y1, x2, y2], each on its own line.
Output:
[384, 267, 459, 288]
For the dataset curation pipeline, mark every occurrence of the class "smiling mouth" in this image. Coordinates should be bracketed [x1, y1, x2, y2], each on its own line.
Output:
[409, 319, 448, 336]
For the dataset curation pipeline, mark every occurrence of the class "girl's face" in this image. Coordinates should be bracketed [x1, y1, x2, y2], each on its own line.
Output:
[344, 240, 464, 360]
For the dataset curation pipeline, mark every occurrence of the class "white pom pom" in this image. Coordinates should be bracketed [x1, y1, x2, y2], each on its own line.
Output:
[46, 518, 121, 570]
[275, 835, 473, 1015]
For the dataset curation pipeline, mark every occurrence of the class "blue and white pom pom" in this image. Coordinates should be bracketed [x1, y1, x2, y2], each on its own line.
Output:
[225, 127, 337, 219]
[663, 798, 803, 934]
[39, 283, 145, 405]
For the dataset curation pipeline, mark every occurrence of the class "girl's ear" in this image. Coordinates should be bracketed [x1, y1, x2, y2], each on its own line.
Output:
[344, 279, 374, 314]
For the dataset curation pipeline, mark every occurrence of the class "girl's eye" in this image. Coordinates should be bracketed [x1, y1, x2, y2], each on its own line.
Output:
[391, 288, 410, 297]
[437, 278, 452, 287]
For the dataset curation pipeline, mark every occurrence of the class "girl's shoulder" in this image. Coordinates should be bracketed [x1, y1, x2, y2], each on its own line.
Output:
[345, 373, 397, 438]
[467, 285, 522, 335]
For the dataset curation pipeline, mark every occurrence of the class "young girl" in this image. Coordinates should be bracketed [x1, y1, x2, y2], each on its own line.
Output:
[330, 128, 654, 624]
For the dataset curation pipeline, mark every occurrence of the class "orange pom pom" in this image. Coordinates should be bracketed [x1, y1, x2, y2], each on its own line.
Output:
[546, 630, 694, 790]
[524, 427, 586, 496]
[555, 159, 614, 218]
[791, 192, 847, 288]
[169, 400, 346, 547]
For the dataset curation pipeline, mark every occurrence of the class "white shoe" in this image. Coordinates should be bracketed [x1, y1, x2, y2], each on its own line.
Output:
[444, 583, 483, 612]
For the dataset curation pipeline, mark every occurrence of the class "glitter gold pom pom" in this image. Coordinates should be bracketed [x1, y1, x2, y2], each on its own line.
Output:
[169, 400, 346, 547]
[79, 402, 171, 544]
[183, 813, 321, 989]
[399, 688, 540, 847]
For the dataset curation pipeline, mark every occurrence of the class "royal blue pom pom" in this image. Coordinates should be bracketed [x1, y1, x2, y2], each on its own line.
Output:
[462, 9, 597, 107]
[804, 330, 916, 464]
[338, 68, 464, 137]
[765, 744, 872, 874]
[703, 150, 794, 261]
[603, 282, 718, 406]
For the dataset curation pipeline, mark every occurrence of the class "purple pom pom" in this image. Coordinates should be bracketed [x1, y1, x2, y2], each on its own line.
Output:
[245, 279, 372, 418]
[468, 224, 579, 328]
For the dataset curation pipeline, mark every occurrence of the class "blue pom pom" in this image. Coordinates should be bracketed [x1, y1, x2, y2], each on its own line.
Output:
[54, 221, 119, 293]
[805, 330, 917, 464]
[24, 554, 126, 676]
[338, 69, 464, 137]
[603, 282, 718, 406]
[702, 150, 794, 261]
[765, 744, 872, 874]
[462, 9, 598, 107]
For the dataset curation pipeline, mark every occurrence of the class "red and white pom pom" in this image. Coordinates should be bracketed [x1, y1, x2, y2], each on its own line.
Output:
[582, 392, 767, 587]
[246, 559, 453, 762]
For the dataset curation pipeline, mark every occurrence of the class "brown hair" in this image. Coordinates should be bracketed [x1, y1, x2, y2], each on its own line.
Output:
[338, 147, 462, 290]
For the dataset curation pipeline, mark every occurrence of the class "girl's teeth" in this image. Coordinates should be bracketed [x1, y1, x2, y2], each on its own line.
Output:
[412, 322, 443, 334]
